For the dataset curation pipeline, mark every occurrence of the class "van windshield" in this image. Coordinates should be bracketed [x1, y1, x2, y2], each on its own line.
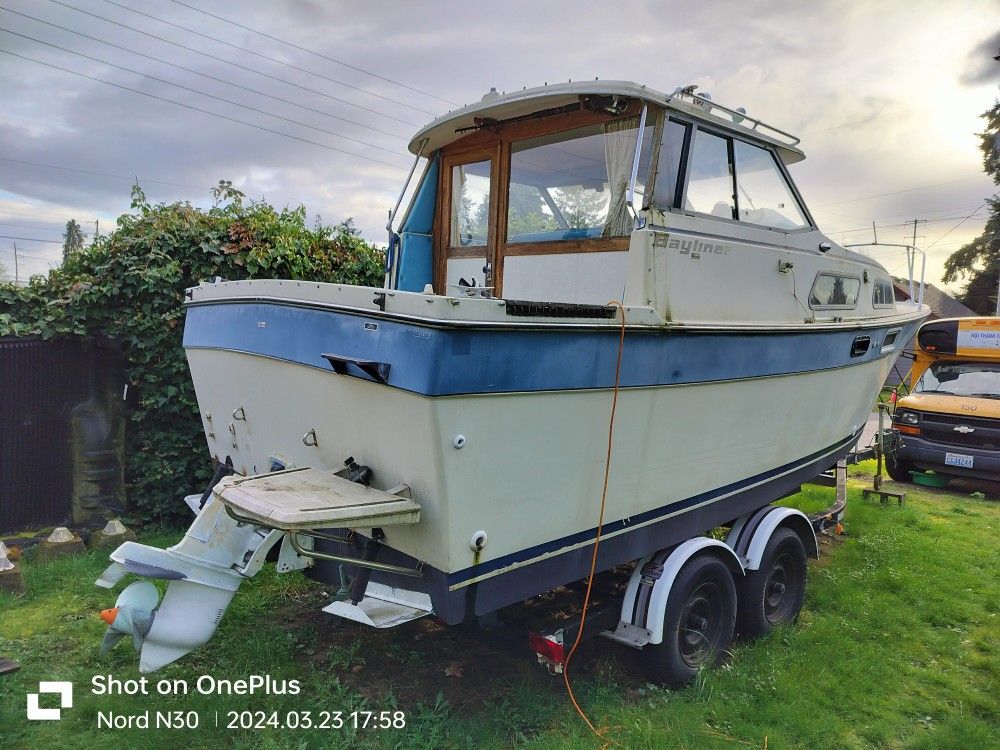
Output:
[915, 362, 1000, 399]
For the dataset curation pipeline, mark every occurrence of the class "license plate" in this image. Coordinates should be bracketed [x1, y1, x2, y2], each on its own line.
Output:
[944, 453, 974, 469]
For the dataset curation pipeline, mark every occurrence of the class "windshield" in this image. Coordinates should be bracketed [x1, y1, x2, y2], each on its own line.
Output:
[915, 361, 1000, 399]
[506, 117, 653, 244]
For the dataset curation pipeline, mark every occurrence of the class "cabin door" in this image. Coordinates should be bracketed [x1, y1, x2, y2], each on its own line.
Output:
[435, 147, 500, 296]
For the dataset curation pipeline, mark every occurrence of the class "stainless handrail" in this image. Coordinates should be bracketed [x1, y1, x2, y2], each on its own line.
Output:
[386, 137, 428, 234]
[844, 242, 926, 305]
[669, 86, 802, 147]
[627, 102, 648, 229]
[221, 502, 423, 578]
[288, 533, 423, 578]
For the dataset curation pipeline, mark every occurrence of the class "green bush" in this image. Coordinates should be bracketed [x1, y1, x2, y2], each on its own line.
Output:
[0, 182, 384, 524]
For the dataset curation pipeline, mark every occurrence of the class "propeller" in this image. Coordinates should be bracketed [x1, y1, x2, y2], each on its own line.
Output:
[98, 581, 160, 656]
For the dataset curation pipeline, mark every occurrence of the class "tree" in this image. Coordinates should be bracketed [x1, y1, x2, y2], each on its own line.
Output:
[942, 101, 1000, 314]
[552, 185, 608, 229]
[62, 219, 85, 263]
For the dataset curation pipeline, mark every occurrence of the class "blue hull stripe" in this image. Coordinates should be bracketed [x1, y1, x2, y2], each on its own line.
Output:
[184, 301, 918, 396]
[445, 428, 861, 586]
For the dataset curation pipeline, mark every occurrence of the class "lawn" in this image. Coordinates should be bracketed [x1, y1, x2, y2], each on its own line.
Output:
[1, 469, 997, 749]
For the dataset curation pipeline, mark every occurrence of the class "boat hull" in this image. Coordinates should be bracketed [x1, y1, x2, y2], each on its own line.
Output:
[183, 300, 920, 622]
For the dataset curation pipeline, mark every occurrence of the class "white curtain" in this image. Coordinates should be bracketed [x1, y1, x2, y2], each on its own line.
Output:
[602, 116, 639, 238]
[450, 165, 466, 246]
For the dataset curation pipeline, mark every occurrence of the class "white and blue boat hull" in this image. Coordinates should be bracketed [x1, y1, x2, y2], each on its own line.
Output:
[183, 294, 919, 623]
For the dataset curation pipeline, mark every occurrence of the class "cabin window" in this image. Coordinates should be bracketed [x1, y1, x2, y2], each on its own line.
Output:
[733, 141, 809, 230]
[650, 119, 689, 209]
[684, 130, 735, 219]
[450, 160, 492, 247]
[873, 279, 895, 308]
[809, 273, 861, 309]
[506, 117, 652, 244]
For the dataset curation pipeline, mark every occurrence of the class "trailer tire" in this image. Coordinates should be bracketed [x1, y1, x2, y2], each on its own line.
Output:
[644, 554, 737, 688]
[735, 527, 806, 639]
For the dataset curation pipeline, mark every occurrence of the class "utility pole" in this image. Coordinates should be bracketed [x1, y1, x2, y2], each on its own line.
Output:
[908, 219, 926, 299]
[93, 219, 99, 242]
[12, 242, 18, 286]
[910, 218, 926, 250]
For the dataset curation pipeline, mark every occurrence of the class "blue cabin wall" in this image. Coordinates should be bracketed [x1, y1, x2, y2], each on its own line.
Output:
[395, 154, 439, 292]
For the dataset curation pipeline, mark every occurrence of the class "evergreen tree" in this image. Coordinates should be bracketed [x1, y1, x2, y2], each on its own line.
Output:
[552, 185, 608, 229]
[942, 101, 1000, 314]
[62, 219, 85, 264]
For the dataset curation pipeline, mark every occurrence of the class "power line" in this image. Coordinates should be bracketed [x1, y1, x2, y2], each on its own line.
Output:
[0, 221, 69, 232]
[101, 0, 439, 117]
[826, 212, 989, 237]
[1, 156, 204, 190]
[0, 234, 62, 244]
[814, 175, 987, 207]
[926, 202, 990, 249]
[0, 49, 408, 170]
[0, 6, 408, 142]
[0, 248, 56, 262]
[0, 27, 406, 158]
[166, 0, 458, 108]
[818, 201, 987, 225]
[42, 0, 419, 129]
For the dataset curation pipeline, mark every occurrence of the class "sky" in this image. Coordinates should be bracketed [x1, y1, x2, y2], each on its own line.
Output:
[0, 0, 998, 291]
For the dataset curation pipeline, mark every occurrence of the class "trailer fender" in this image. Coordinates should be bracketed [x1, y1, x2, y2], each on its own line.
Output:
[726, 506, 818, 571]
[614, 538, 744, 647]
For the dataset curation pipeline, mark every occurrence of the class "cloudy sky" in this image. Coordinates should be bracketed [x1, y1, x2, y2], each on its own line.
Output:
[1, 0, 998, 290]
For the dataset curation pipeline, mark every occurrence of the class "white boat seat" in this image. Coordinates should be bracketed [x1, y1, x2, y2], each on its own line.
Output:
[213, 468, 420, 530]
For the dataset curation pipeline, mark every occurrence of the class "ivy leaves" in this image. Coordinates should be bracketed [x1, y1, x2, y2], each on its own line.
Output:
[0, 181, 384, 524]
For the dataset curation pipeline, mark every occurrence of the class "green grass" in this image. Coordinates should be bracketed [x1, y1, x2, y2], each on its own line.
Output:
[1, 478, 998, 749]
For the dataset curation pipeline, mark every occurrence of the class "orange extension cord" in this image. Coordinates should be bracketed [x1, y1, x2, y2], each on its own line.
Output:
[562, 300, 627, 745]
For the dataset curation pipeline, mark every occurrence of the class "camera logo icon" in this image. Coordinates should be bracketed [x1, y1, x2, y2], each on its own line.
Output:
[26, 681, 73, 720]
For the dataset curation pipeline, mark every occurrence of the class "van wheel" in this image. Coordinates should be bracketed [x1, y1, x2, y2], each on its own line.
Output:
[644, 554, 736, 688]
[736, 527, 807, 639]
[885, 449, 914, 482]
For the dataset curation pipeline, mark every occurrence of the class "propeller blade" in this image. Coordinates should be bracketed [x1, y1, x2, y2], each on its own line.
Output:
[130, 613, 154, 652]
[115, 581, 160, 612]
[98, 580, 161, 654]
[99, 629, 126, 656]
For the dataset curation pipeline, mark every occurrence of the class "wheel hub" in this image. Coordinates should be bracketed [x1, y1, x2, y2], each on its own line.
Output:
[763, 551, 801, 625]
[679, 582, 724, 667]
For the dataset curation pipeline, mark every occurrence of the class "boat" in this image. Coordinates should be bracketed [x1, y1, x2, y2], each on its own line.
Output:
[95, 81, 929, 680]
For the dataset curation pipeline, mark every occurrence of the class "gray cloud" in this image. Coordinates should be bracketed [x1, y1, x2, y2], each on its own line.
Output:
[961, 29, 1000, 84]
[1, 0, 998, 286]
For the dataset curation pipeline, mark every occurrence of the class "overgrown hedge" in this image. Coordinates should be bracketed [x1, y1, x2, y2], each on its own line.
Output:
[0, 182, 384, 525]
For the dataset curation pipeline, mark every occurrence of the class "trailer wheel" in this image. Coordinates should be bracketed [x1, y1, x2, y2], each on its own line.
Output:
[644, 554, 736, 688]
[736, 527, 806, 639]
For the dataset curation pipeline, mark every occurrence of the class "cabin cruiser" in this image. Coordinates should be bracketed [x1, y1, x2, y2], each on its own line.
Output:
[95, 82, 929, 678]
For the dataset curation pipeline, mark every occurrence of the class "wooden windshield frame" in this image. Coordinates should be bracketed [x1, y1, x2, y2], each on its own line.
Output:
[432, 99, 649, 295]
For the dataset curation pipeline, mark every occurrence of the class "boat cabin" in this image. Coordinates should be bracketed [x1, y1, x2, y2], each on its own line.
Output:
[388, 81, 817, 307]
